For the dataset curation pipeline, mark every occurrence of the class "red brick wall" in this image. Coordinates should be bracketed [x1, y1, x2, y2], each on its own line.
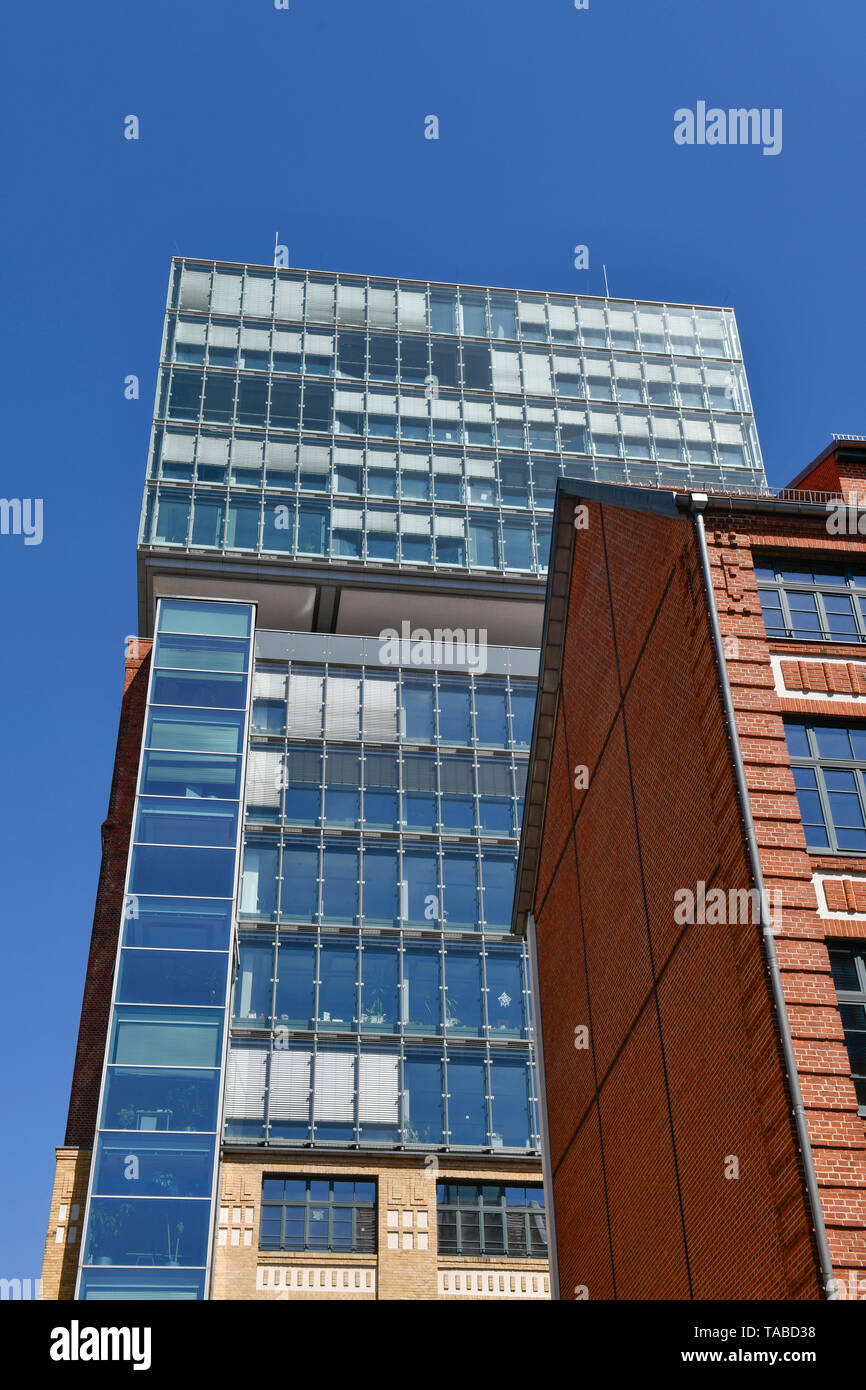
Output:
[64, 640, 151, 1146]
[704, 513, 866, 1290]
[533, 497, 822, 1300]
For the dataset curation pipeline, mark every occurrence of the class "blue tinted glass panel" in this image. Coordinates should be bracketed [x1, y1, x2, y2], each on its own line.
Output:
[117, 950, 229, 1007]
[403, 1053, 444, 1144]
[146, 707, 246, 755]
[361, 944, 399, 1033]
[444, 948, 484, 1037]
[91, 1133, 216, 1198]
[510, 686, 536, 748]
[122, 898, 233, 951]
[448, 1056, 487, 1146]
[275, 938, 316, 1028]
[402, 681, 435, 742]
[135, 798, 238, 848]
[486, 951, 526, 1037]
[158, 600, 252, 638]
[109, 1007, 224, 1067]
[129, 845, 236, 898]
[239, 840, 279, 919]
[154, 634, 249, 673]
[482, 854, 517, 928]
[84, 1197, 210, 1268]
[280, 842, 319, 922]
[490, 1057, 532, 1149]
[318, 941, 358, 1029]
[80, 1267, 206, 1301]
[234, 939, 274, 1025]
[101, 1067, 221, 1133]
[403, 945, 441, 1035]
[140, 751, 242, 801]
[150, 670, 247, 709]
[321, 844, 360, 923]
[403, 847, 439, 924]
[442, 852, 479, 929]
[362, 845, 399, 924]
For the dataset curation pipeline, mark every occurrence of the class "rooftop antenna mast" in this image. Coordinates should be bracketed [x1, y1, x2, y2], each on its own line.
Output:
[273, 232, 280, 268]
[602, 264, 610, 298]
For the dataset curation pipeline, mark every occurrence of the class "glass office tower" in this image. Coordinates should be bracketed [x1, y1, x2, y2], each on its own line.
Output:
[42, 260, 766, 1301]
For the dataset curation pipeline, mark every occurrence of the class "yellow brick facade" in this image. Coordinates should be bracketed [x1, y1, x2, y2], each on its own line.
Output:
[40, 1147, 91, 1300]
[213, 1152, 549, 1301]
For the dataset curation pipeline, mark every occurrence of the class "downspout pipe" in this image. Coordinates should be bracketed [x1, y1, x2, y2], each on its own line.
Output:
[527, 912, 560, 1300]
[687, 493, 838, 1300]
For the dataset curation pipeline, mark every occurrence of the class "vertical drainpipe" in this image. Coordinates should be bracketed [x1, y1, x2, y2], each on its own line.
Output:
[527, 912, 560, 1300]
[688, 493, 838, 1300]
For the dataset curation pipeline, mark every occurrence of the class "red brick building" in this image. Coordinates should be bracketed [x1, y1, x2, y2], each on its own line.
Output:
[512, 437, 866, 1301]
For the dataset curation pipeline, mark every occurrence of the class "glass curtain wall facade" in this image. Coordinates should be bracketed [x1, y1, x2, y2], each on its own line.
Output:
[76, 598, 255, 1301]
[225, 633, 538, 1152]
[140, 262, 766, 576]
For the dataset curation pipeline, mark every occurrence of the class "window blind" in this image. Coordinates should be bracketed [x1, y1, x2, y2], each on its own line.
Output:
[521, 353, 552, 394]
[245, 749, 282, 810]
[274, 277, 304, 322]
[268, 1049, 312, 1121]
[324, 676, 361, 738]
[211, 272, 243, 315]
[242, 276, 274, 318]
[178, 269, 211, 311]
[397, 288, 427, 331]
[358, 1054, 399, 1124]
[336, 284, 366, 326]
[313, 1052, 355, 1122]
[363, 678, 398, 739]
[162, 432, 196, 463]
[225, 1046, 268, 1120]
[286, 673, 323, 736]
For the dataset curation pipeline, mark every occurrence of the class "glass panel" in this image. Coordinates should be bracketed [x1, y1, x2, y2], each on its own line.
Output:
[438, 681, 472, 744]
[122, 898, 233, 952]
[129, 844, 236, 898]
[101, 1067, 221, 1133]
[441, 851, 479, 929]
[234, 939, 273, 1025]
[481, 854, 517, 929]
[135, 798, 238, 848]
[362, 845, 400, 925]
[402, 680, 435, 742]
[91, 1133, 216, 1199]
[361, 944, 400, 1033]
[150, 669, 246, 710]
[239, 839, 279, 919]
[154, 633, 249, 673]
[140, 752, 242, 800]
[403, 1052, 444, 1144]
[117, 950, 229, 1008]
[490, 1057, 532, 1148]
[475, 683, 508, 746]
[486, 951, 526, 1037]
[84, 1197, 210, 1269]
[403, 847, 440, 925]
[146, 706, 246, 755]
[109, 1007, 224, 1068]
[318, 940, 358, 1030]
[280, 842, 319, 922]
[403, 945, 441, 1035]
[275, 938, 316, 1029]
[444, 947, 484, 1037]
[321, 844, 360, 923]
[448, 1056, 487, 1146]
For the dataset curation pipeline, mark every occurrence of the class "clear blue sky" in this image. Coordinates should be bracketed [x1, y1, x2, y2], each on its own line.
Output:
[1, 0, 863, 1281]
